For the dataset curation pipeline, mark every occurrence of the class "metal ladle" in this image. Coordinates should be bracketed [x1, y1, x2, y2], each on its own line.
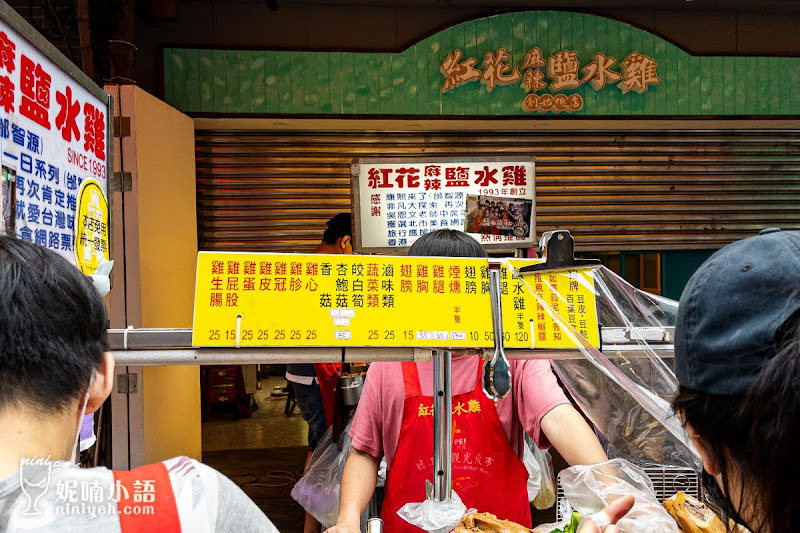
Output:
[483, 269, 511, 399]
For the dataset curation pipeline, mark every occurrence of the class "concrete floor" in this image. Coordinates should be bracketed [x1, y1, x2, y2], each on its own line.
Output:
[202, 376, 311, 532]
[203, 376, 308, 451]
[204, 446, 309, 531]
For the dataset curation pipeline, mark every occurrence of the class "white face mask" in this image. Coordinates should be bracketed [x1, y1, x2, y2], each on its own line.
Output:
[70, 376, 94, 464]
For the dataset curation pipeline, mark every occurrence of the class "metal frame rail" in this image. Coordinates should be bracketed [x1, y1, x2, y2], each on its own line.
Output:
[108, 327, 673, 366]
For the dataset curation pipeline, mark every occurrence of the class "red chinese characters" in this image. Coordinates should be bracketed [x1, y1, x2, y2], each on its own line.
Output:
[0, 75, 13, 113]
[424, 178, 442, 190]
[56, 86, 81, 142]
[395, 167, 420, 188]
[365, 167, 426, 189]
[474, 166, 498, 187]
[445, 167, 469, 187]
[20, 55, 51, 129]
[367, 168, 393, 188]
[83, 102, 105, 160]
[0, 32, 15, 113]
[501, 165, 527, 186]
[424, 165, 441, 177]
[0, 31, 16, 74]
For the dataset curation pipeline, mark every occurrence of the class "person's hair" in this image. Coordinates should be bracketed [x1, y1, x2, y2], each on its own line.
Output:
[0, 236, 108, 413]
[672, 310, 800, 533]
[408, 229, 488, 259]
[321, 213, 352, 244]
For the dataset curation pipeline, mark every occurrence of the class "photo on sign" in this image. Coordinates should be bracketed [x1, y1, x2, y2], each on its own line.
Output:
[464, 195, 532, 239]
[1, 166, 16, 236]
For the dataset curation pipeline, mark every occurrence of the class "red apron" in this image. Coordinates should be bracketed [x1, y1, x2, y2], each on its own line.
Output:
[113, 462, 181, 532]
[381, 360, 531, 531]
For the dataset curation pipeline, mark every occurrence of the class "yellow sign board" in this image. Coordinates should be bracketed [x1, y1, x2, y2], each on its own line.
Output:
[74, 179, 110, 275]
[192, 253, 600, 349]
[502, 259, 600, 349]
[193, 252, 493, 348]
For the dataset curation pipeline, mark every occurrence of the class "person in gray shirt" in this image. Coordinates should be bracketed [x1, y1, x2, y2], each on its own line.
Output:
[0, 235, 279, 532]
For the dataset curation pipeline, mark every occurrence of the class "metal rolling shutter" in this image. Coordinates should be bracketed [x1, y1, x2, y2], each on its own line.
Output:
[195, 129, 800, 252]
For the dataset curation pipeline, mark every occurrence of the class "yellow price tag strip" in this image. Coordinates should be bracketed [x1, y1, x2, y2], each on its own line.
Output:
[192, 253, 600, 349]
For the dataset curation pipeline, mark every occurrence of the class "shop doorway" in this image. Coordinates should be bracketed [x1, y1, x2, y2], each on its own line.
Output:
[200, 363, 309, 531]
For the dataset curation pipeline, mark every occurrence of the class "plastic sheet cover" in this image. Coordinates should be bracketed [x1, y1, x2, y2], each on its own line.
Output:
[507, 262, 701, 471]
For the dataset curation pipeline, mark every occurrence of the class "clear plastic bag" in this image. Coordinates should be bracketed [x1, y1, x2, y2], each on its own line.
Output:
[559, 459, 679, 533]
[524, 434, 555, 510]
[523, 436, 542, 504]
[397, 489, 469, 533]
[290, 422, 352, 528]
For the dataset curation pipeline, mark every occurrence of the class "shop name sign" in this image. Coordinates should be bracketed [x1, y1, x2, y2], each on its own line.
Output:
[441, 47, 661, 113]
[0, 15, 109, 265]
[192, 253, 600, 350]
[353, 158, 535, 252]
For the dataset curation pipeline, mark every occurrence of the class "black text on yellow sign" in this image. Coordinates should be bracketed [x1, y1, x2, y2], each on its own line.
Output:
[192, 252, 599, 349]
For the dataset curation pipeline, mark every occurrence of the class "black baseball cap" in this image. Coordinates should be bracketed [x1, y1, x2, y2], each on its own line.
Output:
[674, 228, 800, 395]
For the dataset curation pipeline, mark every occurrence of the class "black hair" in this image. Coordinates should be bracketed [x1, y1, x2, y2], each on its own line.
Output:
[672, 310, 800, 532]
[321, 213, 352, 244]
[0, 236, 108, 413]
[408, 229, 488, 259]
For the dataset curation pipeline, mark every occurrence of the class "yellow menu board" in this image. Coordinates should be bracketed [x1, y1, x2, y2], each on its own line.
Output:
[193, 252, 493, 348]
[192, 253, 600, 349]
[501, 259, 600, 349]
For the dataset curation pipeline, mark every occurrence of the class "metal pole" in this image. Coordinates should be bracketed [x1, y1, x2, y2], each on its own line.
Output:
[432, 349, 453, 501]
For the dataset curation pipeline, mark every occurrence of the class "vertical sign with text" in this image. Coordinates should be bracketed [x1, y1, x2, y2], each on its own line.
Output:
[0, 15, 109, 265]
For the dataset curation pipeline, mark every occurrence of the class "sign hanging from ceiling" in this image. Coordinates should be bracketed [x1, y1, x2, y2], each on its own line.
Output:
[0, 8, 111, 266]
[352, 157, 536, 253]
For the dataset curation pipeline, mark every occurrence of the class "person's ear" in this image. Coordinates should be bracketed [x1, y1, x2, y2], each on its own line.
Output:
[686, 422, 721, 475]
[86, 352, 115, 414]
[339, 235, 352, 254]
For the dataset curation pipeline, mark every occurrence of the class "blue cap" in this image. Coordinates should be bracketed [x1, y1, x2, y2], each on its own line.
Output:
[674, 228, 800, 395]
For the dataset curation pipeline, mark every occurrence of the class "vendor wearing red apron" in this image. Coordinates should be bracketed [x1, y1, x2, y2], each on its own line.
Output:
[325, 229, 608, 533]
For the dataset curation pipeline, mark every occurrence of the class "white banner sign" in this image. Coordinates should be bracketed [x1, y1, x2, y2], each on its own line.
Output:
[353, 158, 535, 252]
[0, 15, 109, 265]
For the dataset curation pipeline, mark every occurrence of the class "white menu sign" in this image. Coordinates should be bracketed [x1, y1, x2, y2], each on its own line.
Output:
[353, 158, 535, 253]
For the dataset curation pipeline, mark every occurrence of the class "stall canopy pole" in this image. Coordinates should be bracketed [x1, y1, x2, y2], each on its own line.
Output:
[432, 349, 453, 501]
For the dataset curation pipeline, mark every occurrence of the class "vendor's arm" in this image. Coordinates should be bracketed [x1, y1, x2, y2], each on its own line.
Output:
[326, 448, 381, 532]
[514, 360, 607, 466]
[540, 403, 608, 466]
[326, 363, 387, 533]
